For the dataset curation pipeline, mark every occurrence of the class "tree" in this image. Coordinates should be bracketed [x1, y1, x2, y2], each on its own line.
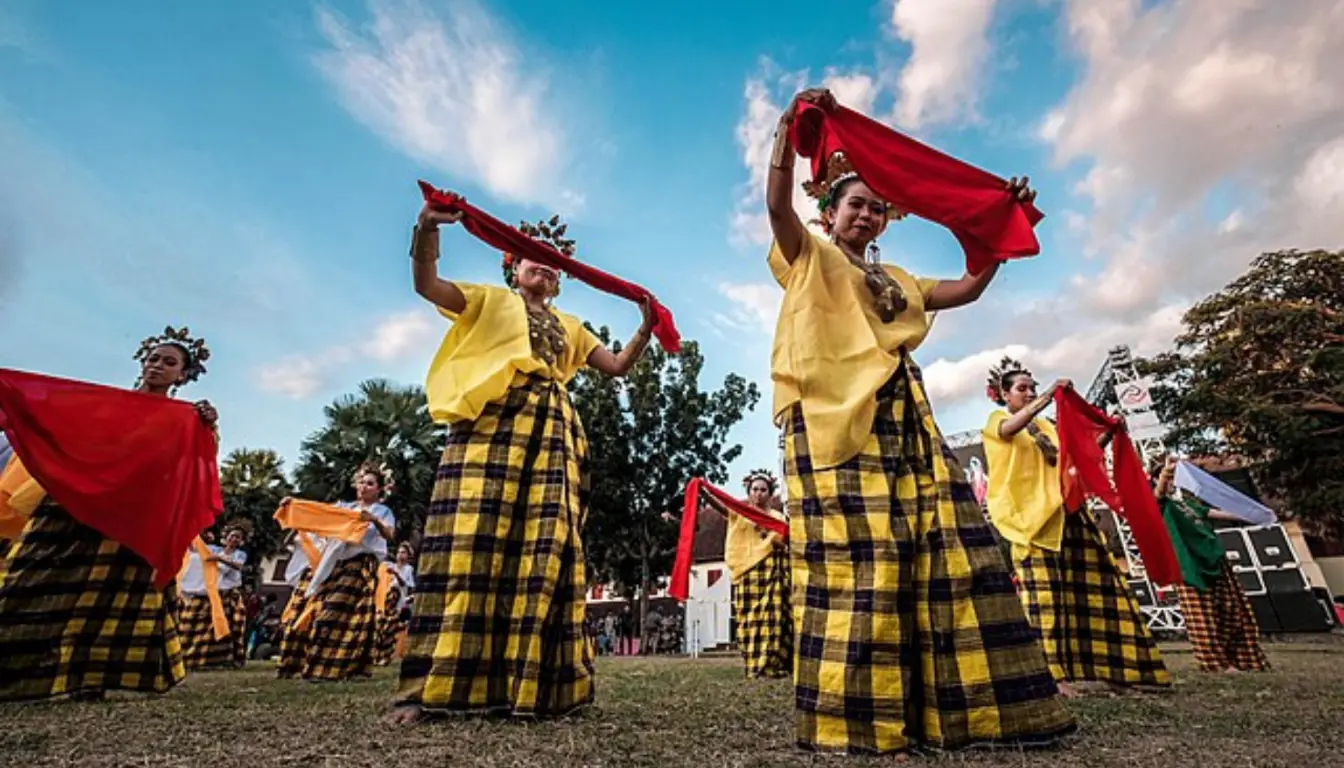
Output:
[218, 448, 293, 584]
[570, 333, 760, 623]
[1138, 249, 1344, 537]
[292, 379, 446, 544]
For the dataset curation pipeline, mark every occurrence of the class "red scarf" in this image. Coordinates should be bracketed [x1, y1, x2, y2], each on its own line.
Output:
[418, 181, 681, 353]
[669, 478, 789, 601]
[788, 103, 1045, 276]
[0, 369, 223, 587]
[1053, 387, 1180, 586]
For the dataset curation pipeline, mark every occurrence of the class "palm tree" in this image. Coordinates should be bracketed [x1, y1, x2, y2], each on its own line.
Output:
[293, 379, 445, 544]
[218, 448, 294, 579]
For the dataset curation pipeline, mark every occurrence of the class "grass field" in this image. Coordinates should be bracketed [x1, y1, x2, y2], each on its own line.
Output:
[2, 640, 1341, 767]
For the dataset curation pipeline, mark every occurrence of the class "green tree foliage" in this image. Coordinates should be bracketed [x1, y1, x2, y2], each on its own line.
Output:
[292, 379, 446, 544]
[1138, 249, 1344, 537]
[570, 332, 760, 616]
[218, 447, 293, 584]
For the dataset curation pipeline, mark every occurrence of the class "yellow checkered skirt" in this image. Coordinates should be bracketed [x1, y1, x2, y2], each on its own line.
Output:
[1013, 510, 1170, 687]
[0, 503, 186, 702]
[396, 376, 594, 717]
[783, 360, 1077, 755]
[733, 548, 793, 679]
[1176, 561, 1268, 673]
[276, 554, 379, 681]
[179, 589, 248, 670]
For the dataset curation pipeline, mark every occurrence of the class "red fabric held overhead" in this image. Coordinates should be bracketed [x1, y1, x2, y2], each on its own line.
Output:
[418, 181, 681, 353]
[0, 369, 223, 587]
[1053, 387, 1180, 586]
[788, 102, 1045, 276]
[668, 478, 789, 601]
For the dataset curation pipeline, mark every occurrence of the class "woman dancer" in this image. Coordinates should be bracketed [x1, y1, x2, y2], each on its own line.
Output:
[277, 464, 395, 682]
[390, 205, 654, 723]
[982, 357, 1169, 694]
[706, 469, 792, 678]
[767, 88, 1075, 755]
[1154, 457, 1268, 673]
[179, 522, 250, 669]
[0, 327, 217, 702]
[374, 542, 416, 666]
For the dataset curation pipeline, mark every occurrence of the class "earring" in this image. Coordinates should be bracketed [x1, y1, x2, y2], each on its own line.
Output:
[866, 241, 881, 264]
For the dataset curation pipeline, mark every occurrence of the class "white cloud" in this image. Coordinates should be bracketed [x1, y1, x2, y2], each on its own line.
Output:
[730, 63, 884, 246]
[716, 281, 782, 334]
[888, 0, 999, 129]
[313, 0, 580, 210]
[257, 308, 440, 399]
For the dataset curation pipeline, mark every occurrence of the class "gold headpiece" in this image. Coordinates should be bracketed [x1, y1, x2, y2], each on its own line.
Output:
[801, 152, 906, 222]
[504, 215, 575, 285]
[742, 468, 779, 493]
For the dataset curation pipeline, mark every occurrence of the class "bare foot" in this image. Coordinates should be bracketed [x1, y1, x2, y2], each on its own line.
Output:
[1224, 666, 1241, 675]
[1056, 681, 1081, 700]
[892, 753, 911, 763]
[385, 704, 425, 726]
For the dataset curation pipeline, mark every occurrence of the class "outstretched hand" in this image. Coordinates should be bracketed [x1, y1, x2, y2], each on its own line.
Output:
[783, 88, 837, 124]
[417, 203, 463, 229]
[194, 400, 218, 428]
[1006, 176, 1038, 203]
[638, 296, 657, 333]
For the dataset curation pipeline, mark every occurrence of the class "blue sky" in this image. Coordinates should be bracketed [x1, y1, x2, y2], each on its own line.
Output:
[3, 0, 1339, 486]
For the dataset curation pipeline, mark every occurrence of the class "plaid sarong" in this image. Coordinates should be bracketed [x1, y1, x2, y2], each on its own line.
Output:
[784, 361, 1076, 754]
[373, 583, 406, 666]
[179, 589, 248, 670]
[275, 554, 379, 681]
[1014, 510, 1170, 687]
[0, 504, 186, 702]
[733, 548, 792, 679]
[1176, 561, 1269, 672]
[396, 376, 594, 717]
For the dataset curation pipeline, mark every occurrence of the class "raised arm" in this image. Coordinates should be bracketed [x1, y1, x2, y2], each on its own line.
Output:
[997, 378, 1071, 440]
[768, 89, 836, 266]
[586, 298, 656, 378]
[410, 204, 469, 315]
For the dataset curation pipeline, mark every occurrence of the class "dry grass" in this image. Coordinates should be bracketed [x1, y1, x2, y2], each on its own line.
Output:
[2, 639, 1341, 767]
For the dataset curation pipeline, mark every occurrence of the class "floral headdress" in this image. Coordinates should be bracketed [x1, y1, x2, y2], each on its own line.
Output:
[742, 468, 779, 493]
[502, 215, 575, 288]
[801, 152, 906, 233]
[223, 518, 253, 542]
[133, 325, 210, 390]
[352, 460, 396, 496]
[986, 356, 1031, 406]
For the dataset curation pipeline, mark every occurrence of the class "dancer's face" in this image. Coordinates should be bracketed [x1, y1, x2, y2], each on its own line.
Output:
[140, 344, 187, 392]
[1004, 374, 1037, 413]
[827, 179, 890, 250]
[515, 258, 560, 297]
[225, 529, 244, 549]
[354, 472, 382, 503]
[748, 479, 772, 508]
[397, 545, 412, 564]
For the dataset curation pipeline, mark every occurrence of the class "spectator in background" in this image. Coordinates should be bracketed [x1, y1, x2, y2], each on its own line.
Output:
[642, 606, 663, 655]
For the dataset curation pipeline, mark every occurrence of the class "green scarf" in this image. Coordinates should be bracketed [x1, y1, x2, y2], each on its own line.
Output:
[1159, 496, 1226, 592]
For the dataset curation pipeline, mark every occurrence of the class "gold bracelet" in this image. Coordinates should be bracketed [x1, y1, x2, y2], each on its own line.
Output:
[409, 224, 439, 263]
[770, 128, 792, 169]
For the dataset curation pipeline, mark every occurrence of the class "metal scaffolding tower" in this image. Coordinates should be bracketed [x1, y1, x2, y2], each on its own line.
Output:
[1085, 345, 1184, 632]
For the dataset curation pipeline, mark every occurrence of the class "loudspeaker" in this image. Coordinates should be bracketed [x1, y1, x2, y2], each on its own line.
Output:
[1218, 530, 1253, 568]
[1267, 590, 1332, 633]
[1263, 568, 1309, 593]
[1128, 578, 1155, 608]
[1248, 526, 1297, 569]
[1248, 594, 1281, 633]
[1233, 569, 1265, 595]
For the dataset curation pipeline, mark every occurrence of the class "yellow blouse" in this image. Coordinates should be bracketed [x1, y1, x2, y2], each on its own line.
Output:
[425, 283, 602, 424]
[981, 410, 1065, 552]
[769, 234, 939, 469]
[725, 508, 787, 580]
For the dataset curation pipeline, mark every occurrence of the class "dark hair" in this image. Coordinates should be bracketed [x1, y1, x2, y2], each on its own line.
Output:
[996, 371, 1032, 406]
[825, 176, 865, 211]
[354, 461, 386, 489]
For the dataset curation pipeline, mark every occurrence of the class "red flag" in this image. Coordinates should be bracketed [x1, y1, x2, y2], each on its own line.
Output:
[1053, 387, 1180, 586]
[0, 369, 223, 587]
[668, 478, 788, 601]
[418, 181, 681, 353]
[788, 103, 1044, 276]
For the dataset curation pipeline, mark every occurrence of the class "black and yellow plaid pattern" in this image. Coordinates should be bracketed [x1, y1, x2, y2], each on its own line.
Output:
[0, 504, 186, 702]
[784, 361, 1076, 755]
[1176, 561, 1268, 673]
[733, 548, 792, 679]
[373, 583, 406, 666]
[178, 589, 248, 670]
[396, 376, 594, 717]
[276, 554, 379, 681]
[1013, 510, 1170, 687]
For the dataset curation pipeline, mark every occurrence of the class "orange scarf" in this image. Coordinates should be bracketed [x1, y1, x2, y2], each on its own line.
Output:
[273, 498, 367, 543]
[178, 537, 230, 639]
[374, 561, 394, 618]
[0, 454, 45, 540]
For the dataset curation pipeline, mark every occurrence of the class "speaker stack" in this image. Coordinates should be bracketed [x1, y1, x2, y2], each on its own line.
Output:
[1217, 524, 1334, 633]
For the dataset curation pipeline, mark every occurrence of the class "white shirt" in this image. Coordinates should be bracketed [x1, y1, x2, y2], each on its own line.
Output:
[215, 546, 247, 591]
[392, 562, 416, 611]
[178, 545, 247, 595]
[306, 501, 395, 596]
